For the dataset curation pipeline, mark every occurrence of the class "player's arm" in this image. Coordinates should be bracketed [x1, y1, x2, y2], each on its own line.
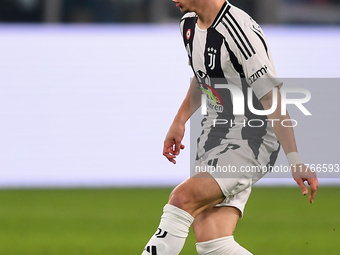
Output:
[260, 88, 319, 203]
[163, 76, 201, 164]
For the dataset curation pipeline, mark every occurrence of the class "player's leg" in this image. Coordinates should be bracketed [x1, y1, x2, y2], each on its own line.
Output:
[168, 171, 226, 217]
[142, 141, 273, 255]
[192, 141, 260, 255]
[193, 206, 240, 242]
[142, 172, 225, 255]
[193, 202, 252, 254]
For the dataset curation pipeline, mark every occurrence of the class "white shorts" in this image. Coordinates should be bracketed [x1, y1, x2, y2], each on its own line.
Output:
[193, 139, 279, 217]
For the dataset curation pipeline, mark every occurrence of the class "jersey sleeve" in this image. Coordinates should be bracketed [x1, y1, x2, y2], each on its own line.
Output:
[226, 15, 282, 99]
[179, 19, 190, 65]
[180, 12, 196, 66]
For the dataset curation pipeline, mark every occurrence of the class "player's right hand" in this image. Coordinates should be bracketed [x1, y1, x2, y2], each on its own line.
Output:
[163, 122, 185, 164]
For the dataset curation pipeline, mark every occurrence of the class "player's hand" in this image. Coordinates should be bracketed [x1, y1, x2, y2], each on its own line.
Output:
[292, 163, 319, 203]
[163, 122, 185, 164]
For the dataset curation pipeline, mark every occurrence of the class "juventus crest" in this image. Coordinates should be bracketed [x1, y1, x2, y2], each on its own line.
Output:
[207, 47, 217, 70]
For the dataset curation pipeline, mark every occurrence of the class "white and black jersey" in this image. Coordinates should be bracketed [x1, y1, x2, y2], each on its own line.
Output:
[180, 1, 281, 162]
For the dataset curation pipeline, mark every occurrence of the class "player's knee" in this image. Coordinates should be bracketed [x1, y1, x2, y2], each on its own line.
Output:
[168, 185, 196, 213]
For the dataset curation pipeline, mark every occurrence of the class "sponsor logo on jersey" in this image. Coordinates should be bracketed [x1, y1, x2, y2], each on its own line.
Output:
[248, 65, 268, 84]
[196, 75, 224, 114]
[206, 99, 224, 113]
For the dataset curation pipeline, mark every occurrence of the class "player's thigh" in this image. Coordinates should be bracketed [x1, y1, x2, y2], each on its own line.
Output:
[194, 141, 266, 197]
[168, 172, 225, 217]
[192, 206, 240, 243]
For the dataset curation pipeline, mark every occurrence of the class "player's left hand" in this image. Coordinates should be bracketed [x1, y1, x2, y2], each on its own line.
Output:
[292, 163, 319, 203]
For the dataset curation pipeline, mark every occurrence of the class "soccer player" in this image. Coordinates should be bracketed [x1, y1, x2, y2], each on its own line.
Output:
[142, 0, 319, 254]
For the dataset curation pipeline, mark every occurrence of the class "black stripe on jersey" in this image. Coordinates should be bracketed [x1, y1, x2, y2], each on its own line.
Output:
[240, 78, 268, 156]
[182, 16, 197, 66]
[248, 139, 262, 160]
[221, 19, 248, 60]
[212, 2, 231, 28]
[224, 39, 244, 76]
[195, 128, 205, 160]
[203, 81, 234, 153]
[204, 29, 225, 78]
[203, 137, 222, 154]
[226, 11, 256, 56]
[266, 142, 280, 172]
[202, 29, 233, 153]
[252, 29, 269, 58]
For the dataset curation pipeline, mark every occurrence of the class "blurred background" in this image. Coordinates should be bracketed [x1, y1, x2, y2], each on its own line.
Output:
[1, 0, 340, 24]
[0, 1, 339, 254]
[0, 0, 340, 188]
